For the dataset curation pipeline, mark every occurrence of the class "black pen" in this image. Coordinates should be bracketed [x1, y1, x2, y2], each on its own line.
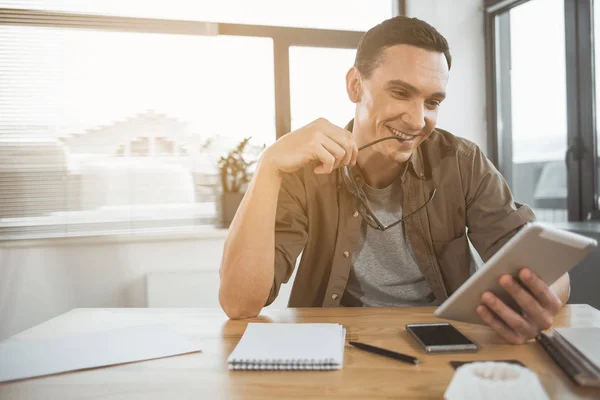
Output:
[349, 341, 420, 365]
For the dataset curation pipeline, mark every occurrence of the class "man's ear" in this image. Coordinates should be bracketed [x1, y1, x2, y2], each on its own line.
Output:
[346, 66, 362, 103]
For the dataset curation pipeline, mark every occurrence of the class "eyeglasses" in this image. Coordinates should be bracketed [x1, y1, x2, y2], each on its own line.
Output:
[342, 136, 436, 231]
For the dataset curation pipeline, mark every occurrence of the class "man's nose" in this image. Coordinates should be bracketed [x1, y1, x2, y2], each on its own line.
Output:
[401, 101, 426, 132]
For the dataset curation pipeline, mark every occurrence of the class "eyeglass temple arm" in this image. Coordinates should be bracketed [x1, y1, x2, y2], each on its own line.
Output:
[358, 136, 409, 151]
[381, 188, 437, 231]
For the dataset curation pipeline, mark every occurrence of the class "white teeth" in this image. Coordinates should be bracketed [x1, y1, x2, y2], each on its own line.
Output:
[388, 126, 412, 140]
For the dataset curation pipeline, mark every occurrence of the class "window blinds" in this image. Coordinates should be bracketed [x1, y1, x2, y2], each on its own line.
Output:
[0, 8, 275, 240]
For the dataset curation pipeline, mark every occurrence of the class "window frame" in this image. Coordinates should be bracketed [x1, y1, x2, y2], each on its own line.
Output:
[484, 0, 596, 221]
[0, 3, 404, 241]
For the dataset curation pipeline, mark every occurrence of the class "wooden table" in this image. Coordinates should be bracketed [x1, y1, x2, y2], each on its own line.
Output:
[1, 305, 600, 399]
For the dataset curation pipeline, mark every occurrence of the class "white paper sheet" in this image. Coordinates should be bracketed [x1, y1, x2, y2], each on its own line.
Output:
[0, 325, 201, 382]
[227, 323, 346, 370]
[554, 327, 600, 369]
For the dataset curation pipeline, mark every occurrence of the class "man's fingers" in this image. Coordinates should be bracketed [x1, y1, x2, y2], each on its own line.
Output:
[338, 137, 354, 167]
[313, 143, 336, 174]
[350, 142, 358, 166]
[335, 135, 355, 167]
[477, 305, 527, 344]
[499, 274, 553, 331]
[320, 123, 355, 166]
[322, 132, 354, 168]
[481, 292, 538, 340]
[320, 134, 347, 169]
[519, 268, 562, 315]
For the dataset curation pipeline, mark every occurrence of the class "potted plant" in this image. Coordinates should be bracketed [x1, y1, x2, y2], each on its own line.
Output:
[217, 137, 264, 227]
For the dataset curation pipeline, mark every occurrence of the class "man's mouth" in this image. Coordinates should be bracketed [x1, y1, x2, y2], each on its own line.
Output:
[386, 125, 416, 142]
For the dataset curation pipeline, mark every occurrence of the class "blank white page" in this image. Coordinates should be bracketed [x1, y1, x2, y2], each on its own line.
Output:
[554, 327, 600, 369]
[0, 324, 202, 383]
[228, 323, 345, 367]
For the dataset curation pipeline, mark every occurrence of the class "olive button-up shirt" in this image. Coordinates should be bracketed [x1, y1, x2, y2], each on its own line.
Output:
[267, 126, 535, 307]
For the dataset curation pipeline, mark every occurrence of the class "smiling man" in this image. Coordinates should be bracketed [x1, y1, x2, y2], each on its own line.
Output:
[218, 16, 571, 345]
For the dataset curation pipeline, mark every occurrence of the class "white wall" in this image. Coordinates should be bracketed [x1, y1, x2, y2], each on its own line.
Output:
[407, 0, 487, 150]
[0, 234, 293, 341]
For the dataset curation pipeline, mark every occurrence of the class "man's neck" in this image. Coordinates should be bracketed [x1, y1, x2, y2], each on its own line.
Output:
[358, 151, 407, 189]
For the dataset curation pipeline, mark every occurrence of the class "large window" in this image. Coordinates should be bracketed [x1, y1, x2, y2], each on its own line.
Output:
[0, 0, 393, 31]
[491, 0, 568, 222]
[0, 3, 395, 240]
[594, 0, 600, 210]
[0, 25, 275, 239]
[289, 47, 357, 130]
[486, 0, 599, 222]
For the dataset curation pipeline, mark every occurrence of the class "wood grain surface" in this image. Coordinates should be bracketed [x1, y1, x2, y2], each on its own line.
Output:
[1, 305, 600, 399]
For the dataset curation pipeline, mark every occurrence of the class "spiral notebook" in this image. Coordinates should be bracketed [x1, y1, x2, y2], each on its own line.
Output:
[227, 323, 346, 370]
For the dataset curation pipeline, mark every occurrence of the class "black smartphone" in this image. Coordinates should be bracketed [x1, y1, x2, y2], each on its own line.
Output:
[405, 322, 478, 353]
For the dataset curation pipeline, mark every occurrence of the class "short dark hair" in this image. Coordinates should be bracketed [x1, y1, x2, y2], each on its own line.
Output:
[354, 16, 452, 78]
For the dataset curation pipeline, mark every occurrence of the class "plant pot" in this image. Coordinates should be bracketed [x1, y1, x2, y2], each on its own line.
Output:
[219, 192, 245, 228]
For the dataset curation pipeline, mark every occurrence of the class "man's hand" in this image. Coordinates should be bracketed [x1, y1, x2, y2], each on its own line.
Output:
[476, 268, 566, 344]
[261, 118, 358, 175]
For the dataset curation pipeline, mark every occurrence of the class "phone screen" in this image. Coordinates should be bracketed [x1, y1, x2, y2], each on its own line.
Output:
[407, 323, 474, 347]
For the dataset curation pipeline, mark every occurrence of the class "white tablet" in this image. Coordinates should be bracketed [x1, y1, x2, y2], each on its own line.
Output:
[434, 222, 597, 325]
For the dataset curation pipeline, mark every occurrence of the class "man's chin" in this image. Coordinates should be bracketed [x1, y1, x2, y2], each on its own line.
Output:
[388, 149, 413, 164]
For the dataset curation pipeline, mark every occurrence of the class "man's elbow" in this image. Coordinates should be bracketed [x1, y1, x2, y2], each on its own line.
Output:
[551, 272, 571, 305]
[220, 302, 262, 320]
[218, 288, 265, 320]
[560, 273, 571, 305]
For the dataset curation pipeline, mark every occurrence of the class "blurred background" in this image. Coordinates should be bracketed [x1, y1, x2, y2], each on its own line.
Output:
[1, 0, 599, 341]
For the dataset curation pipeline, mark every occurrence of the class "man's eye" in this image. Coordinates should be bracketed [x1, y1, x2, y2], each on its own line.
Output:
[426, 100, 441, 109]
[392, 91, 408, 98]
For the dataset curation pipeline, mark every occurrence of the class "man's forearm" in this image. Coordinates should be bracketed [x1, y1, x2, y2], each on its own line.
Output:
[551, 273, 571, 305]
[218, 159, 282, 319]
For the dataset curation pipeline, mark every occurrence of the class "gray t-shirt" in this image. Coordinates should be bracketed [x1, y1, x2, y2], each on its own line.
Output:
[342, 177, 437, 307]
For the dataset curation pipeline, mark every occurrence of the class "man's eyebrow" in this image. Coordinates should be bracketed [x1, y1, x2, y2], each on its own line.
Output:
[386, 79, 446, 99]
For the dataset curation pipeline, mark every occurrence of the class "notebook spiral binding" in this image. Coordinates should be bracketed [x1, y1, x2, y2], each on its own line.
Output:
[228, 357, 338, 371]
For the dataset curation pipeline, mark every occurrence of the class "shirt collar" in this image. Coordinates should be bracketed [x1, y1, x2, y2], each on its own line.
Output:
[343, 119, 426, 183]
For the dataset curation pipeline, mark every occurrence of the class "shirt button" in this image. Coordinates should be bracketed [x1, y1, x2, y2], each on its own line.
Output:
[353, 210, 359, 217]
[331, 293, 339, 300]
[343, 251, 350, 258]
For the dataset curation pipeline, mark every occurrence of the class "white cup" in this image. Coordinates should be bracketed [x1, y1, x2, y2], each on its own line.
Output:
[444, 361, 549, 400]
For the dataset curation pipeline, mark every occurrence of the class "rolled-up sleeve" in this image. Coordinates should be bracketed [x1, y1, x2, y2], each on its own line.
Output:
[265, 170, 309, 305]
[461, 144, 536, 262]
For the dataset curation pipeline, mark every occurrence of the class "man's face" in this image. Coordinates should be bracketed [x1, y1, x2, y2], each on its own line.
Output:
[347, 44, 449, 164]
